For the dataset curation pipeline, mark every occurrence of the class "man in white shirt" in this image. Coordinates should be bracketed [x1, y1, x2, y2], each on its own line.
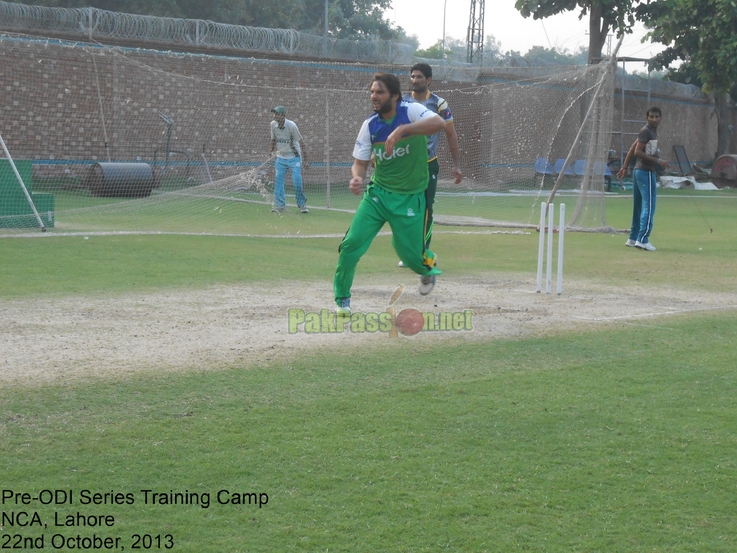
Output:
[269, 106, 309, 213]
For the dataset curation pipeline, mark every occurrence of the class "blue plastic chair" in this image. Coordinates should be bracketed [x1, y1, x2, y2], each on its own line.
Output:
[534, 157, 553, 175]
[573, 159, 587, 176]
[553, 158, 573, 176]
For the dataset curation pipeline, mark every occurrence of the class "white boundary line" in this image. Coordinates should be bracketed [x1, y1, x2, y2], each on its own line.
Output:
[0, 229, 531, 240]
[574, 304, 737, 321]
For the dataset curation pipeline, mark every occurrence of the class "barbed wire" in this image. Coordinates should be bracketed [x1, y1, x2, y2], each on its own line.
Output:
[0, 0, 414, 64]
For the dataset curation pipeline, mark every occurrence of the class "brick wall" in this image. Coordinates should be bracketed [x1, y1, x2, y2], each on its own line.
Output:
[1, 35, 734, 188]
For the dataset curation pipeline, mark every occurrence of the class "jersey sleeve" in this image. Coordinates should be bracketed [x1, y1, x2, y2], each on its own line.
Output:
[437, 97, 453, 123]
[352, 119, 372, 160]
[637, 127, 649, 144]
[407, 101, 435, 123]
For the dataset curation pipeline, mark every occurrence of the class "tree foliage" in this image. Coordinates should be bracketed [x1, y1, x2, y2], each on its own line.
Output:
[637, 0, 737, 96]
[637, 0, 737, 157]
[514, 0, 638, 64]
[414, 40, 446, 60]
[484, 44, 587, 67]
[415, 36, 468, 63]
[18, 0, 403, 39]
[327, 0, 397, 39]
[415, 36, 587, 68]
[522, 45, 588, 66]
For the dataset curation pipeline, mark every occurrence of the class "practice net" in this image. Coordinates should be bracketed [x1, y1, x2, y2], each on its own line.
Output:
[0, 33, 619, 236]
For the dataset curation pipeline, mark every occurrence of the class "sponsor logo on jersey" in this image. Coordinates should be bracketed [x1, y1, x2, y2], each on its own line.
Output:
[374, 144, 411, 162]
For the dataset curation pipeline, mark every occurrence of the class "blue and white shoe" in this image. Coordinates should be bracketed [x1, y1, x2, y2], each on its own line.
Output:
[336, 298, 351, 315]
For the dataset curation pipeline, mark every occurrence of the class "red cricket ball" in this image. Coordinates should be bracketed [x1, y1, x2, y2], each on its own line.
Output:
[396, 308, 425, 336]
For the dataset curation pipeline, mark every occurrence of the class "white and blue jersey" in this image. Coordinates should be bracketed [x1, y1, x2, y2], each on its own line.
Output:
[353, 101, 435, 195]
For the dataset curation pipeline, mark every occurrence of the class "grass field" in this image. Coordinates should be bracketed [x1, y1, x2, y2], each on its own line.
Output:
[2, 190, 736, 551]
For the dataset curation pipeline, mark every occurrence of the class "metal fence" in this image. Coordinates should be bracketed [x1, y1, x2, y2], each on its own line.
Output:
[0, 0, 414, 64]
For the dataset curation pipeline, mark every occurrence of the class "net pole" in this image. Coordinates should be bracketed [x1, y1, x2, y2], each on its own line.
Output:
[0, 131, 46, 232]
[546, 203, 554, 293]
[200, 152, 214, 183]
[91, 53, 112, 162]
[325, 91, 331, 209]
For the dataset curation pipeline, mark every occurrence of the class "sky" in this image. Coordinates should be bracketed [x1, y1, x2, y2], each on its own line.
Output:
[385, 0, 663, 65]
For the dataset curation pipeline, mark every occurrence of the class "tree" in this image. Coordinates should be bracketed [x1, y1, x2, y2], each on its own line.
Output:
[393, 30, 420, 52]
[637, 0, 737, 158]
[514, 0, 637, 64]
[522, 45, 588, 66]
[415, 40, 446, 60]
[323, 0, 399, 40]
[482, 35, 503, 66]
[444, 36, 468, 64]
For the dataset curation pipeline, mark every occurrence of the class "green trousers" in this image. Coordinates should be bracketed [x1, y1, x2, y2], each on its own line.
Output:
[424, 158, 439, 249]
[334, 184, 441, 305]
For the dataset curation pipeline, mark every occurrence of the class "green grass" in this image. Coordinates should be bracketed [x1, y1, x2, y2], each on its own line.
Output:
[23, 177, 737, 240]
[3, 314, 736, 551]
[2, 193, 735, 298]
[2, 189, 737, 550]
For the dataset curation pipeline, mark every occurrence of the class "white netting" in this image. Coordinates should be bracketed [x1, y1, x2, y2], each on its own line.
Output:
[0, 33, 617, 235]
